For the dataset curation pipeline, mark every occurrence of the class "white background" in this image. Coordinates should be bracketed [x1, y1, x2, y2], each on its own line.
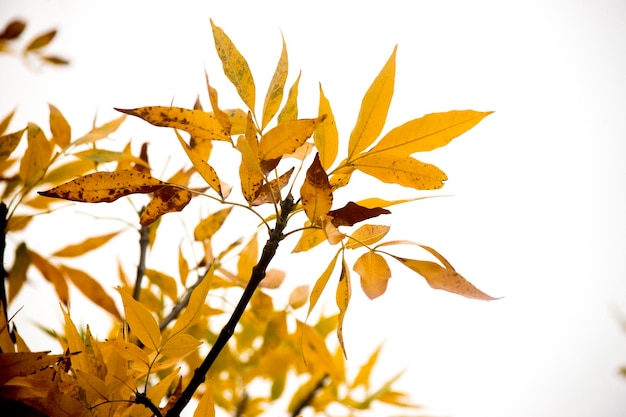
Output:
[1, 0, 626, 416]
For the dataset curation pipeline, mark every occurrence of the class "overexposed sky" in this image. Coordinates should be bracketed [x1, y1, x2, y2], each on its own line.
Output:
[1, 1, 626, 416]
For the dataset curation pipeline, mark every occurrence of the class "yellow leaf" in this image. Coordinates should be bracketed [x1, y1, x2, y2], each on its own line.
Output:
[237, 113, 264, 203]
[392, 256, 499, 300]
[193, 380, 215, 417]
[0, 128, 25, 163]
[205, 71, 232, 134]
[6, 215, 31, 232]
[262, 34, 288, 129]
[25, 29, 56, 51]
[105, 339, 149, 366]
[140, 186, 192, 226]
[374, 240, 456, 270]
[84, 325, 106, 379]
[178, 244, 190, 287]
[61, 265, 121, 318]
[38, 170, 166, 203]
[48, 104, 71, 149]
[145, 368, 179, 415]
[314, 83, 338, 170]
[277, 71, 301, 124]
[345, 224, 390, 249]
[238, 233, 258, 281]
[8, 243, 29, 302]
[353, 251, 391, 299]
[159, 333, 201, 358]
[29, 250, 68, 305]
[352, 344, 382, 389]
[73, 115, 125, 147]
[224, 108, 248, 135]
[296, 321, 337, 379]
[252, 167, 294, 206]
[347, 45, 396, 160]
[210, 19, 256, 111]
[53, 231, 121, 257]
[336, 257, 351, 358]
[307, 251, 341, 319]
[73, 148, 148, 167]
[368, 110, 493, 156]
[75, 369, 107, 405]
[0, 351, 63, 385]
[357, 196, 439, 209]
[116, 106, 229, 142]
[174, 129, 223, 197]
[354, 154, 447, 190]
[19, 123, 52, 188]
[170, 267, 214, 335]
[61, 308, 89, 373]
[0, 108, 15, 135]
[259, 117, 324, 161]
[292, 221, 326, 253]
[41, 159, 94, 186]
[288, 285, 309, 309]
[328, 164, 355, 191]
[145, 269, 178, 301]
[300, 153, 332, 226]
[194, 207, 233, 241]
[117, 287, 161, 350]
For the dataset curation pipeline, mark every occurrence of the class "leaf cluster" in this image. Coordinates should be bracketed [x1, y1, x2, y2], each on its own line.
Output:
[0, 19, 69, 66]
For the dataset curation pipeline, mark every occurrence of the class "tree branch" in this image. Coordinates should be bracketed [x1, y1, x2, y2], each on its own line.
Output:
[133, 218, 150, 301]
[0, 202, 8, 324]
[166, 194, 296, 417]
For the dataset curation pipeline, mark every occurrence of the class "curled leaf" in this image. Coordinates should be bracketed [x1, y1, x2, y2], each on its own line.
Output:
[336, 257, 351, 358]
[140, 186, 192, 226]
[329, 201, 390, 227]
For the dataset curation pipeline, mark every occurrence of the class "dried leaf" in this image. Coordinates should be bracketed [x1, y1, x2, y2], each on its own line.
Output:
[73, 115, 125, 146]
[25, 29, 56, 51]
[38, 170, 166, 203]
[174, 129, 223, 197]
[353, 251, 391, 299]
[277, 71, 301, 124]
[62, 265, 121, 318]
[288, 285, 309, 309]
[336, 257, 351, 358]
[354, 153, 447, 190]
[194, 207, 233, 241]
[48, 104, 71, 149]
[259, 117, 324, 161]
[19, 123, 52, 188]
[262, 35, 288, 129]
[140, 186, 192, 226]
[300, 153, 332, 226]
[345, 224, 390, 249]
[252, 167, 294, 206]
[328, 201, 390, 227]
[368, 110, 493, 156]
[29, 250, 68, 305]
[0, 351, 62, 385]
[315, 83, 338, 170]
[392, 256, 499, 300]
[117, 287, 161, 350]
[347, 46, 396, 159]
[211, 19, 256, 111]
[116, 106, 229, 142]
[0, 108, 16, 135]
[0, 20, 26, 40]
[52, 231, 120, 257]
[0, 128, 25, 163]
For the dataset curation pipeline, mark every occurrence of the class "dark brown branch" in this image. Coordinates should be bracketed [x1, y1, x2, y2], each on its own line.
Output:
[290, 373, 329, 417]
[0, 202, 8, 324]
[133, 218, 150, 301]
[166, 194, 296, 417]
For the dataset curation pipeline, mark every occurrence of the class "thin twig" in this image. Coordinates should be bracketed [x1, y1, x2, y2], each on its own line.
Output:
[159, 271, 205, 332]
[133, 217, 150, 301]
[166, 194, 296, 417]
[0, 202, 8, 324]
[290, 373, 330, 417]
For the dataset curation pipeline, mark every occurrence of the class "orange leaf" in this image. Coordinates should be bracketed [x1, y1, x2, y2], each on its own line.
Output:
[354, 153, 447, 190]
[72, 115, 125, 147]
[262, 35, 288, 129]
[300, 153, 332, 226]
[0, 128, 25, 163]
[353, 251, 391, 299]
[345, 224, 390, 249]
[53, 231, 121, 257]
[288, 285, 309, 309]
[19, 123, 52, 188]
[336, 257, 351, 358]
[252, 167, 294, 206]
[140, 186, 192, 226]
[392, 256, 499, 300]
[259, 117, 324, 161]
[329, 201, 390, 227]
[29, 250, 68, 305]
[193, 207, 233, 241]
[25, 29, 56, 51]
[61, 265, 121, 318]
[48, 104, 71, 149]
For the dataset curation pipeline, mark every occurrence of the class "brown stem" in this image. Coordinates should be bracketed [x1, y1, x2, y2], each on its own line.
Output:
[290, 373, 329, 417]
[166, 194, 296, 417]
[0, 202, 7, 323]
[133, 219, 150, 301]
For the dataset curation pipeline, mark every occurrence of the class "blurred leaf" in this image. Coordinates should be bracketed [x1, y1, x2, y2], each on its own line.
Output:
[329, 201, 390, 227]
[0, 127, 25, 163]
[41, 159, 95, 186]
[160, 333, 201, 358]
[52, 230, 121, 257]
[194, 207, 233, 241]
[40, 55, 69, 65]
[48, 104, 71, 149]
[238, 233, 258, 282]
[211, 19, 256, 111]
[178, 244, 190, 287]
[345, 224, 390, 249]
[352, 344, 382, 389]
[61, 308, 89, 372]
[170, 266, 214, 335]
[262, 34, 288, 129]
[6, 214, 31, 232]
[260, 269, 285, 289]
[354, 154, 447, 190]
[288, 285, 309, 309]
[300, 153, 332, 226]
[8, 243, 30, 302]
[0, 108, 16, 135]
[353, 251, 391, 299]
[347, 46, 396, 159]
[259, 117, 324, 161]
[61, 265, 121, 319]
[0, 20, 26, 40]
[38, 170, 166, 203]
[277, 71, 301, 124]
[72, 115, 125, 147]
[19, 123, 52, 188]
[314, 83, 338, 170]
[336, 257, 351, 358]
[174, 129, 223, 197]
[145, 269, 178, 301]
[73, 149, 148, 167]
[140, 185, 192, 226]
[25, 29, 56, 51]
[0, 352, 62, 385]
[29, 250, 68, 305]
[193, 380, 215, 417]
[117, 287, 161, 350]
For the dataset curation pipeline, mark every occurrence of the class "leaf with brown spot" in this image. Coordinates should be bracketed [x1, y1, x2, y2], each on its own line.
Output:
[329, 201, 390, 227]
[262, 35, 288, 130]
[353, 153, 447, 190]
[0, 351, 63, 385]
[300, 153, 332, 226]
[140, 186, 192, 226]
[0, 127, 25, 163]
[38, 170, 166, 203]
[252, 167, 294, 206]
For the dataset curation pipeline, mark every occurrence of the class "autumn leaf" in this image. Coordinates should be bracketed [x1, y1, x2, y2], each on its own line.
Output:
[20, 123, 52, 188]
[170, 266, 214, 335]
[347, 45, 396, 160]
[238, 233, 258, 282]
[61, 308, 89, 372]
[29, 250, 68, 305]
[262, 34, 288, 129]
[205, 71, 233, 135]
[116, 106, 230, 143]
[259, 117, 324, 161]
[307, 249, 341, 319]
[367, 110, 493, 156]
[38, 170, 166, 203]
[159, 333, 201, 359]
[345, 224, 390, 249]
[0, 127, 25, 163]
[40, 159, 95, 187]
[145, 269, 178, 301]
[288, 285, 309, 309]
[353, 251, 392, 299]
[328, 201, 390, 227]
[194, 207, 233, 241]
[252, 167, 294, 206]
[357, 196, 440, 209]
[238, 113, 264, 203]
[73, 149, 148, 167]
[173, 129, 223, 197]
[292, 221, 326, 253]
[8, 243, 29, 302]
[0, 108, 16, 135]
[48, 104, 71, 149]
[352, 344, 382, 389]
[72, 115, 125, 147]
[193, 380, 216, 417]
[353, 153, 447, 190]
[211, 19, 256, 111]
[0, 351, 62, 385]
[277, 71, 301, 124]
[117, 287, 161, 350]
[328, 165, 355, 191]
[314, 83, 339, 170]
[140, 185, 192, 226]
[52, 231, 121, 257]
[300, 153, 332, 226]
[391, 255, 498, 300]
[0, 20, 26, 40]
[25, 29, 56, 51]
[60, 265, 121, 318]
[336, 257, 351, 358]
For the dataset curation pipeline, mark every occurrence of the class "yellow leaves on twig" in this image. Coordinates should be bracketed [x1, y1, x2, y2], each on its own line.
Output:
[117, 287, 161, 351]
